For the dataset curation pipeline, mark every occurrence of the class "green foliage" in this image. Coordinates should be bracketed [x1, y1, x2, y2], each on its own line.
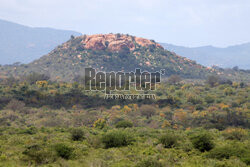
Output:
[19, 126, 37, 135]
[136, 158, 163, 167]
[54, 143, 74, 160]
[222, 128, 248, 141]
[0, 78, 249, 166]
[190, 132, 214, 152]
[102, 130, 134, 148]
[159, 133, 179, 148]
[205, 95, 215, 104]
[207, 143, 250, 165]
[187, 94, 203, 105]
[22, 144, 55, 164]
[206, 75, 219, 87]
[71, 128, 85, 141]
[115, 120, 133, 128]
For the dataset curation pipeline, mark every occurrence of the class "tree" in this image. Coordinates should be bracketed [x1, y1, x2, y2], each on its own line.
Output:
[70, 35, 75, 40]
[140, 105, 157, 119]
[206, 75, 219, 87]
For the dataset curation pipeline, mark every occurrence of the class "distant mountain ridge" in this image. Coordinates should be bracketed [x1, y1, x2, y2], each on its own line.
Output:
[0, 19, 81, 65]
[161, 43, 250, 69]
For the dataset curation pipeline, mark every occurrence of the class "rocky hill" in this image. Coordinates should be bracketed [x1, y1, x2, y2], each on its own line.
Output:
[1, 34, 216, 81]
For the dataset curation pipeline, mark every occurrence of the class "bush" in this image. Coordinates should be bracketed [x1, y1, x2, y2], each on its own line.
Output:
[223, 128, 248, 141]
[71, 128, 85, 141]
[207, 144, 250, 165]
[159, 133, 179, 148]
[205, 95, 215, 104]
[115, 120, 133, 128]
[20, 127, 37, 135]
[187, 95, 203, 105]
[136, 158, 163, 167]
[54, 143, 74, 159]
[5, 99, 25, 112]
[93, 118, 106, 129]
[190, 132, 214, 152]
[102, 130, 134, 148]
[23, 144, 55, 164]
[206, 75, 219, 87]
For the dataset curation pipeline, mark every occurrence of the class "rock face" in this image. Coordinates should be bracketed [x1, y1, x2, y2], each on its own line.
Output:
[80, 34, 163, 53]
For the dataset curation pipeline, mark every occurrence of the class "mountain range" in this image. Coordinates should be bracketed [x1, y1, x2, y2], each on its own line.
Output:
[0, 19, 249, 70]
[0, 19, 81, 65]
[161, 43, 250, 69]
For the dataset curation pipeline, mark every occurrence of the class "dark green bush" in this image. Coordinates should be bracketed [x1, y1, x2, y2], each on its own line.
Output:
[207, 144, 250, 165]
[102, 130, 134, 148]
[54, 143, 74, 159]
[115, 120, 133, 128]
[136, 158, 163, 167]
[71, 128, 85, 141]
[190, 132, 214, 152]
[20, 127, 37, 135]
[159, 133, 178, 148]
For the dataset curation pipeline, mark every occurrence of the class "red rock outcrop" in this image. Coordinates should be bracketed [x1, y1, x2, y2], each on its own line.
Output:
[79, 33, 163, 52]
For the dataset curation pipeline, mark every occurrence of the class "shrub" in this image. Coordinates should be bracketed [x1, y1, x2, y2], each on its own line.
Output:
[206, 75, 219, 87]
[20, 127, 37, 135]
[222, 128, 248, 141]
[5, 99, 25, 112]
[115, 120, 133, 128]
[159, 133, 179, 148]
[224, 87, 234, 95]
[71, 128, 85, 141]
[93, 118, 106, 129]
[190, 132, 214, 152]
[102, 130, 134, 148]
[136, 158, 163, 167]
[54, 143, 74, 159]
[205, 95, 215, 104]
[187, 95, 203, 105]
[23, 144, 55, 164]
[207, 144, 250, 165]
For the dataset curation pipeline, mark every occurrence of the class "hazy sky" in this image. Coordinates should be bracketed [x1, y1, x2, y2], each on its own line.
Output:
[0, 0, 250, 47]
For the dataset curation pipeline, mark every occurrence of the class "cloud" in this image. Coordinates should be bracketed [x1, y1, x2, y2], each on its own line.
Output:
[0, 0, 250, 47]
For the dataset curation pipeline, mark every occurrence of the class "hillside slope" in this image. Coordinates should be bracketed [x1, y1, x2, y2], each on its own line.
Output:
[1, 34, 216, 81]
[0, 19, 81, 64]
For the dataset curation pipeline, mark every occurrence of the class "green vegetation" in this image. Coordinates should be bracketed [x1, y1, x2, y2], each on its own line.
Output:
[71, 128, 85, 141]
[190, 131, 214, 152]
[102, 130, 134, 148]
[159, 132, 179, 148]
[0, 76, 249, 166]
[115, 120, 133, 128]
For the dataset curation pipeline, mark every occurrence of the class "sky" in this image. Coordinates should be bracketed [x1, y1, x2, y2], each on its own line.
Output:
[0, 0, 250, 47]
